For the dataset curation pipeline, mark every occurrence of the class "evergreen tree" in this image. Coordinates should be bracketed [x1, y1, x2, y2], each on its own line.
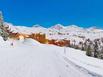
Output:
[86, 44, 92, 56]
[93, 40, 99, 58]
[0, 11, 9, 41]
[85, 39, 92, 56]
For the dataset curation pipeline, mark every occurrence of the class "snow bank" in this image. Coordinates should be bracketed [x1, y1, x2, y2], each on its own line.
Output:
[0, 37, 12, 47]
[0, 37, 41, 47]
[23, 38, 40, 46]
[59, 47, 103, 76]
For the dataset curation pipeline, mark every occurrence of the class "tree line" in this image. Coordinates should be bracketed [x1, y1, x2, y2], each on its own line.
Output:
[70, 38, 103, 59]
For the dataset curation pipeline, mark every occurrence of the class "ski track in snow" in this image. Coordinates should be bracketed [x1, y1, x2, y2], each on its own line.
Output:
[52, 50, 93, 77]
[63, 56, 102, 77]
[48, 45, 103, 77]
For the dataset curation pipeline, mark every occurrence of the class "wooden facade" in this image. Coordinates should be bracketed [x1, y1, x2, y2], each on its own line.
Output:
[48, 39, 70, 47]
[29, 33, 47, 44]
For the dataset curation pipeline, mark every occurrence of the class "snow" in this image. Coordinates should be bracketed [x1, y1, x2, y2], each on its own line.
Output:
[0, 36, 103, 77]
[50, 24, 65, 30]
[57, 47, 103, 77]
[1, 22, 103, 77]
[23, 38, 41, 46]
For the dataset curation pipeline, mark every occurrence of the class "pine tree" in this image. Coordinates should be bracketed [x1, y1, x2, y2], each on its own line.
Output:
[85, 39, 92, 56]
[86, 44, 92, 56]
[0, 11, 9, 41]
[93, 40, 99, 58]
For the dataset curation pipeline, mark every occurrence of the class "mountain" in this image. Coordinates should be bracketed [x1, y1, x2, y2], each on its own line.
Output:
[32, 24, 45, 29]
[87, 26, 103, 32]
[50, 24, 65, 30]
[3, 22, 103, 40]
[65, 25, 84, 31]
[5, 22, 103, 33]
[4, 22, 47, 34]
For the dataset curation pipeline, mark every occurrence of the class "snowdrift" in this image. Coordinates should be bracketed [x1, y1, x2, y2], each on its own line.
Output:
[23, 38, 41, 46]
[59, 47, 103, 77]
[0, 37, 12, 47]
[0, 37, 41, 47]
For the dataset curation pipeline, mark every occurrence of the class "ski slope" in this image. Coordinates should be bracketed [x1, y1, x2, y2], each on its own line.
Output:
[0, 37, 103, 77]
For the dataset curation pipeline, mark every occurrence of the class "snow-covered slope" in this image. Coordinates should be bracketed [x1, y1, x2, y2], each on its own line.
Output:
[0, 37, 103, 77]
[59, 47, 103, 77]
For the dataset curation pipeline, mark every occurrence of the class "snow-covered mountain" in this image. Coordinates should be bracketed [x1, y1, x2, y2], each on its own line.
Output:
[50, 24, 65, 30]
[32, 24, 43, 28]
[87, 26, 103, 33]
[66, 25, 84, 31]
[4, 22, 103, 33]
[4, 22, 103, 41]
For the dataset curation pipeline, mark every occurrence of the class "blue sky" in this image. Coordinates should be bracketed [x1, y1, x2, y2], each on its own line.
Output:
[0, 0, 103, 28]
